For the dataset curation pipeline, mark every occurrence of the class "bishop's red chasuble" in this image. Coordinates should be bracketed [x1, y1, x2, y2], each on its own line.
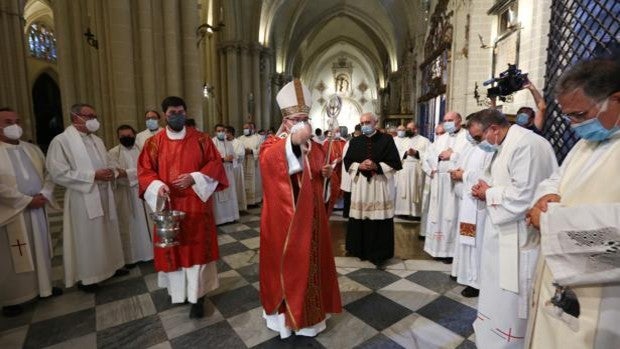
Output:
[259, 136, 342, 331]
[138, 128, 228, 272]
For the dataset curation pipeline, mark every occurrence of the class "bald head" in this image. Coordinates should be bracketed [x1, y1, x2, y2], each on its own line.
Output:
[435, 123, 445, 136]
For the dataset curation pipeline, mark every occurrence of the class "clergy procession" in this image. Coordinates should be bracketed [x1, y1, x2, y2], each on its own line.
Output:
[1, 57, 619, 349]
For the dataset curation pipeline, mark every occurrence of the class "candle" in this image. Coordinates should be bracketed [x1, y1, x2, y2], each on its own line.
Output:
[219, 6, 224, 21]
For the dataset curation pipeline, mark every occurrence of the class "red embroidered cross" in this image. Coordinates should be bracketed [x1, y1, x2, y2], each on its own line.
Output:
[11, 239, 27, 256]
[495, 327, 524, 343]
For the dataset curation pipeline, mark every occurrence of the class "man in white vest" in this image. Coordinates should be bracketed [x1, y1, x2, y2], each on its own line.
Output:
[212, 124, 239, 225]
[449, 119, 494, 298]
[0, 108, 62, 317]
[46, 103, 127, 293]
[136, 110, 163, 150]
[394, 122, 430, 218]
[108, 125, 153, 267]
[468, 108, 557, 348]
[238, 122, 263, 205]
[424, 112, 472, 261]
[526, 59, 620, 348]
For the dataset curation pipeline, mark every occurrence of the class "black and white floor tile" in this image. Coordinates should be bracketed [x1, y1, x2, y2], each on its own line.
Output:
[0, 204, 478, 349]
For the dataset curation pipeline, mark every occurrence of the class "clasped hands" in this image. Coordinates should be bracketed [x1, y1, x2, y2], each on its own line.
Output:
[527, 194, 561, 229]
[28, 193, 48, 209]
[439, 148, 453, 161]
[157, 173, 195, 197]
[449, 168, 464, 181]
[359, 159, 377, 172]
[471, 179, 490, 201]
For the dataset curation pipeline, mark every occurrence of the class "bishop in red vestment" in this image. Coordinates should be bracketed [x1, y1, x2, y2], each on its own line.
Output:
[260, 80, 342, 338]
[138, 96, 228, 318]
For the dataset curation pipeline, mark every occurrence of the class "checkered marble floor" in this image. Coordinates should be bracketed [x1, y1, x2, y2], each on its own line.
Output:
[0, 205, 478, 349]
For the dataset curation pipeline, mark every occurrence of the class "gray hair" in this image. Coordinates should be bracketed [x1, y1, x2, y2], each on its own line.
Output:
[70, 103, 95, 117]
[468, 108, 509, 130]
[555, 59, 620, 101]
[360, 112, 379, 122]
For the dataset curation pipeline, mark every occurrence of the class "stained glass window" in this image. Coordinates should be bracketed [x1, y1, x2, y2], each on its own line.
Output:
[27, 23, 57, 62]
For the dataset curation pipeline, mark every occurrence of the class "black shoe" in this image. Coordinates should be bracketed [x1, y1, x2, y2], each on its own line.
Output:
[441, 258, 453, 264]
[41, 287, 64, 299]
[125, 263, 138, 269]
[461, 286, 480, 298]
[418, 235, 426, 241]
[114, 268, 130, 277]
[77, 282, 98, 293]
[449, 275, 457, 281]
[373, 260, 388, 271]
[189, 297, 205, 319]
[2, 305, 23, 317]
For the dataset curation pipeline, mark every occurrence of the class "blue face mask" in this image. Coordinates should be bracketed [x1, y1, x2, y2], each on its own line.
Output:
[167, 113, 186, 131]
[478, 140, 498, 152]
[361, 124, 374, 135]
[146, 119, 159, 131]
[216, 131, 225, 140]
[466, 130, 478, 145]
[397, 130, 405, 138]
[516, 113, 530, 126]
[444, 121, 456, 134]
[571, 99, 620, 142]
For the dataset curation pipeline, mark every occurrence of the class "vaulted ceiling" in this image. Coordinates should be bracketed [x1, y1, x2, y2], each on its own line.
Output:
[259, 0, 427, 84]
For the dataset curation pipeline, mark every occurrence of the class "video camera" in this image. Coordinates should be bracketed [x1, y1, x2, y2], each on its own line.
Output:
[483, 64, 528, 101]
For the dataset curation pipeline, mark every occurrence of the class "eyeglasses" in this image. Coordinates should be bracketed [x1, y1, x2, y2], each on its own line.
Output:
[560, 102, 600, 122]
[73, 112, 98, 120]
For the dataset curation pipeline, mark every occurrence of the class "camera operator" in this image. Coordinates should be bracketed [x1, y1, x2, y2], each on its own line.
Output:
[489, 77, 546, 134]
[515, 79, 546, 134]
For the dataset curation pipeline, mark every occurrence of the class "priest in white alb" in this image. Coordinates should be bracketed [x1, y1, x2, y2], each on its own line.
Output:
[419, 122, 444, 239]
[46, 103, 127, 292]
[227, 126, 247, 212]
[449, 122, 494, 298]
[526, 59, 620, 349]
[238, 122, 263, 205]
[0, 108, 62, 317]
[424, 112, 471, 261]
[136, 109, 163, 150]
[212, 124, 240, 225]
[108, 125, 153, 266]
[467, 108, 557, 349]
[393, 122, 430, 218]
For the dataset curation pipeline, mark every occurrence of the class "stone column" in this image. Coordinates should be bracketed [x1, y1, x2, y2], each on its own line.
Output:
[180, 0, 203, 130]
[136, 0, 158, 111]
[162, 0, 182, 96]
[251, 43, 262, 127]
[0, 0, 34, 139]
[224, 43, 240, 128]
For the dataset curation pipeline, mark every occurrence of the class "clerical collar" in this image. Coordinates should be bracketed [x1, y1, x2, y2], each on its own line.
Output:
[365, 130, 377, 138]
[166, 126, 186, 140]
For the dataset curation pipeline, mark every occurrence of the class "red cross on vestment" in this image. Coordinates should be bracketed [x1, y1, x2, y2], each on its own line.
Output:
[495, 327, 524, 342]
[11, 239, 27, 256]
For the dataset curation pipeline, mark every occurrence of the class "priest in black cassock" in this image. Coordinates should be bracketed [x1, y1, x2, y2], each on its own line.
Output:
[344, 112, 402, 269]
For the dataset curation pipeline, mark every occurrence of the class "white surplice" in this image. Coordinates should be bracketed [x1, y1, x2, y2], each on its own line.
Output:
[424, 128, 471, 257]
[231, 138, 247, 212]
[526, 133, 620, 349]
[143, 127, 220, 304]
[108, 144, 153, 264]
[46, 125, 125, 287]
[0, 141, 56, 305]
[212, 137, 240, 225]
[136, 127, 162, 150]
[237, 134, 263, 204]
[474, 125, 557, 349]
[393, 135, 430, 216]
[450, 145, 493, 286]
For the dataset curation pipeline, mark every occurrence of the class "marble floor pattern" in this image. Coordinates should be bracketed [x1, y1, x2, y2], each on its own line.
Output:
[0, 199, 479, 349]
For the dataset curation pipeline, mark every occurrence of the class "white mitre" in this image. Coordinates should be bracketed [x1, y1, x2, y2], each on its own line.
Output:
[276, 79, 312, 118]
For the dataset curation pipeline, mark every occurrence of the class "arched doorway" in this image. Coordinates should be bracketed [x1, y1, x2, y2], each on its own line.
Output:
[32, 72, 63, 152]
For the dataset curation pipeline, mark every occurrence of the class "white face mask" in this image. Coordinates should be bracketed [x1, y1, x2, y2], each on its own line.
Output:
[2, 124, 23, 140]
[85, 118, 100, 132]
[290, 120, 310, 134]
[243, 128, 251, 136]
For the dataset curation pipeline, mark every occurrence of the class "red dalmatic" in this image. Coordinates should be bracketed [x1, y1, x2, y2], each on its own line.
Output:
[325, 138, 346, 216]
[259, 136, 342, 331]
[138, 128, 228, 272]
